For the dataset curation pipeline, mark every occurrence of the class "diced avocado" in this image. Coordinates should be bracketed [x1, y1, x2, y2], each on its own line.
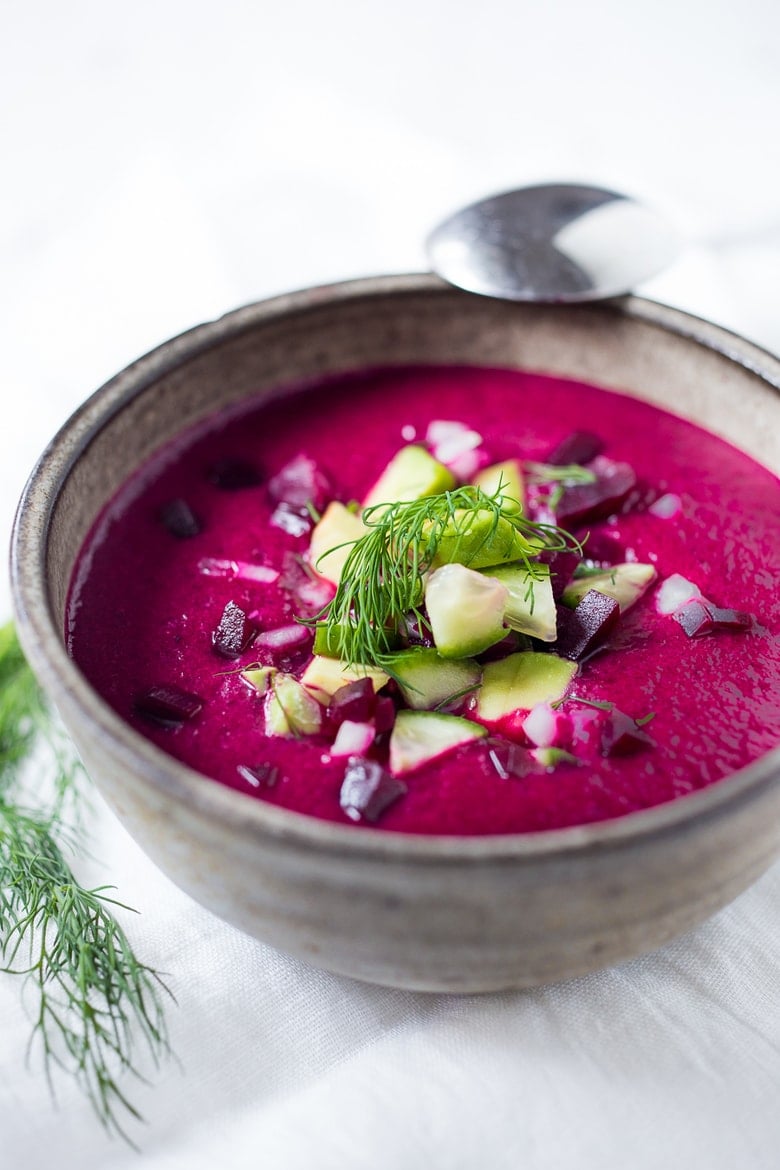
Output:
[301, 655, 390, 704]
[476, 652, 577, 724]
[242, 665, 277, 694]
[389, 710, 487, 774]
[426, 509, 544, 570]
[562, 563, 658, 613]
[382, 647, 482, 710]
[265, 674, 322, 737]
[313, 621, 400, 659]
[309, 502, 365, 585]
[424, 563, 508, 658]
[362, 445, 455, 512]
[480, 562, 557, 642]
[472, 459, 525, 512]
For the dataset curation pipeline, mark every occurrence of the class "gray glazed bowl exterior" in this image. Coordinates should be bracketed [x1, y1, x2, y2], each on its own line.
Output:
[10, 275, 780, 992]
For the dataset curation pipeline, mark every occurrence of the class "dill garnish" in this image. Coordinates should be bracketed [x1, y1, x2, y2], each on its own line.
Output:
[0, 622, 171, 1143]
[318, 485, 579, 667]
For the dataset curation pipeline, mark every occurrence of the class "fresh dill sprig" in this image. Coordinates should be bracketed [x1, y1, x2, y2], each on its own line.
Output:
[0, 622, 171, 1144]
[317, 485, 579, 667]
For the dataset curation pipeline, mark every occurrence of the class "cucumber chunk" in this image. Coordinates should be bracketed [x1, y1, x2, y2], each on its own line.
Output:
[480, 562, 557, 642]
[425, 563, 508, 658]
[309, 502, 365, 585]
[301, 655, 390, 704]
[382, 647, 481, 710]
[265, 674, 322, 737]
[389, 710, 487, 774]
[562, 563, 658, 613]
[362, 445, 455, 511]
[476, 652, 577, 724]
[426, 509, 544, 570]
[472, 459, 525, 512]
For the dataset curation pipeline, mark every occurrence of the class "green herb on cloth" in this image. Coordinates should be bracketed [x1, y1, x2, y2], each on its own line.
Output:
[0, 622, 171, 1142]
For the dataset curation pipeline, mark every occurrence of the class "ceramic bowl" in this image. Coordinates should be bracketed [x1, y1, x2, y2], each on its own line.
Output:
[11, 275, 780, 992]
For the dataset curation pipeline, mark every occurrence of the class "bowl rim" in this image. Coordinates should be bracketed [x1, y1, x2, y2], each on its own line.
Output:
[10, 273, 780, 865]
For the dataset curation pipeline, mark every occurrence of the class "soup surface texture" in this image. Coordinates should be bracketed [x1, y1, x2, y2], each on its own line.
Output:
[67, 367, 780, 834]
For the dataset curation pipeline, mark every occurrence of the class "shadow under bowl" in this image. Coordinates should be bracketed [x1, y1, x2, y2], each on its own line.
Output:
[10, 275, 780, 992]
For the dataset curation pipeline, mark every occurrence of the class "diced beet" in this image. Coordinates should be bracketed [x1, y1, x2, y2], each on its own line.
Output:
[554, 456, 638, 526]
[207, 457, 263, 490]
[212, 600, 256, 658]
[485, 739, 536, 779]
[159, 498, 202, 539]
[547, 430, 604, 466]
[268, 454, 332, 513]
[674, 599, 714, 637]
[135, 684, 203, 727]
[601, 709, 655, 757]
[339, 757, 406, 823]
[400, 614, 434, 648]
[373, 695, 397, 734]
[707, 606, 752, 631]
[554, 591, 620, 661]
[328, 678, 376, 726]
[236, 762, 279, 789]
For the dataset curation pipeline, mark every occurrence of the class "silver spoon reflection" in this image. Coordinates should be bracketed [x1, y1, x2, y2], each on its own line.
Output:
[426, 183, 680, 303]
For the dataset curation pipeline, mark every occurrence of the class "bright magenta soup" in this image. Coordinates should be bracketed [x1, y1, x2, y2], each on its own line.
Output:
[66, 367, 780, 834]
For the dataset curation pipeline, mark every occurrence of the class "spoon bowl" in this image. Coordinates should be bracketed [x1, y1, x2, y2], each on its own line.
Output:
[426, 183, 680, 303]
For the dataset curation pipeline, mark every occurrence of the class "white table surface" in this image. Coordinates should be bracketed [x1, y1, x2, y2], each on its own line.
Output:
[2, 2, 779, 1165]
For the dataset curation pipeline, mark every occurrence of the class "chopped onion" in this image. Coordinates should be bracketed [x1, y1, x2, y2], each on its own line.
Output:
[329, 720, 376, 758]
[256, 624, 312, 653]
[649, 492, 682, 519]
[656, 573, 702, 615]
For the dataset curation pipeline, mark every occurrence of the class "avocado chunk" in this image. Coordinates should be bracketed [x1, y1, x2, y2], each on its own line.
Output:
[242, 665, 277, 694]
[265, 674, 323, 736]
[472, 459, 525, 512]
[301, 655, 390, 704]
[476, 652, 577, 724]
[424, 563, 508, 658]
[309, 502, 365, 585]
[479, 562, 557, 642]
[382, 647, 482, 710]
[389, 710, 487, 774]
[426, 509, 544, 570]
[562, 563, 658, 613]
[362, 445, 455, 512]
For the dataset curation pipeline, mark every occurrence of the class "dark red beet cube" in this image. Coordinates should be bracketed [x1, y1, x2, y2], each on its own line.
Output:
[554, 590, 620, 661]
[555, 456, 637, 526]
[547, 430, 604, 467]
[207, 457, 262, 490]
[373, 695, 397, 734]
[236, 762, 279, 789]
[339, 758, 406, 823]
[708, 606, 752, 632]
[674, 599, 714, 637]
[135, 684, 203, 727]
[159, 498, 202, 539]
[327, 678, 376, 725]
[601, 709, 655, 756]
[268, 454, 332, 513]
[212, 600, 256, 658]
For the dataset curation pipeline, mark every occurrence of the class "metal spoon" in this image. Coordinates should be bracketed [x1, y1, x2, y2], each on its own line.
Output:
[426, 182, 680, 303]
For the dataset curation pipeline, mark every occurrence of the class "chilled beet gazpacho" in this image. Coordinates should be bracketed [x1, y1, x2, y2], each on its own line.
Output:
[66, 366, 780, 835]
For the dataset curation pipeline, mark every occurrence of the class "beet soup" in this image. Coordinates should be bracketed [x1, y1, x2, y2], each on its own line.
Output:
[66, 366, 780, 835]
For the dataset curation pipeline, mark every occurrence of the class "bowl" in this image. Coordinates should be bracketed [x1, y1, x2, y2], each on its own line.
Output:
[10, 274, 780, 992]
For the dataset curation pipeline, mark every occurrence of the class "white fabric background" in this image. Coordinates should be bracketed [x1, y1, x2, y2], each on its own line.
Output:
[1, 1, 779, 1165]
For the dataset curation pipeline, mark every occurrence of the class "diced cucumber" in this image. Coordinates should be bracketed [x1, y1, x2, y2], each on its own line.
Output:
[562, 563, 658, 613]
[382, 647, 482, 710]
[476, 652, 577, 724]
[265, 674, 322, 737]
[242, 665, 277, 694]
[426, 509, 544, 570]
[309, 502, 365, 585]
[472, 459, 525, 512]
[480, 562, 557, 642]
[301, 655, 390, 704]
[313, 621, 399, 659]
[425, 563, 508, 658]
[389, 710, 487, 774]
[362, 445, 455, 512]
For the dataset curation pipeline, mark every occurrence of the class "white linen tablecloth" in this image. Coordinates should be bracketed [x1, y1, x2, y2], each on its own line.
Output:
[2, 2, 779, 1165]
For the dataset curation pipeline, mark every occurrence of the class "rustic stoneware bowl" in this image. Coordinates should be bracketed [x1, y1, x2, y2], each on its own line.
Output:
[11, 275, 780, 992]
